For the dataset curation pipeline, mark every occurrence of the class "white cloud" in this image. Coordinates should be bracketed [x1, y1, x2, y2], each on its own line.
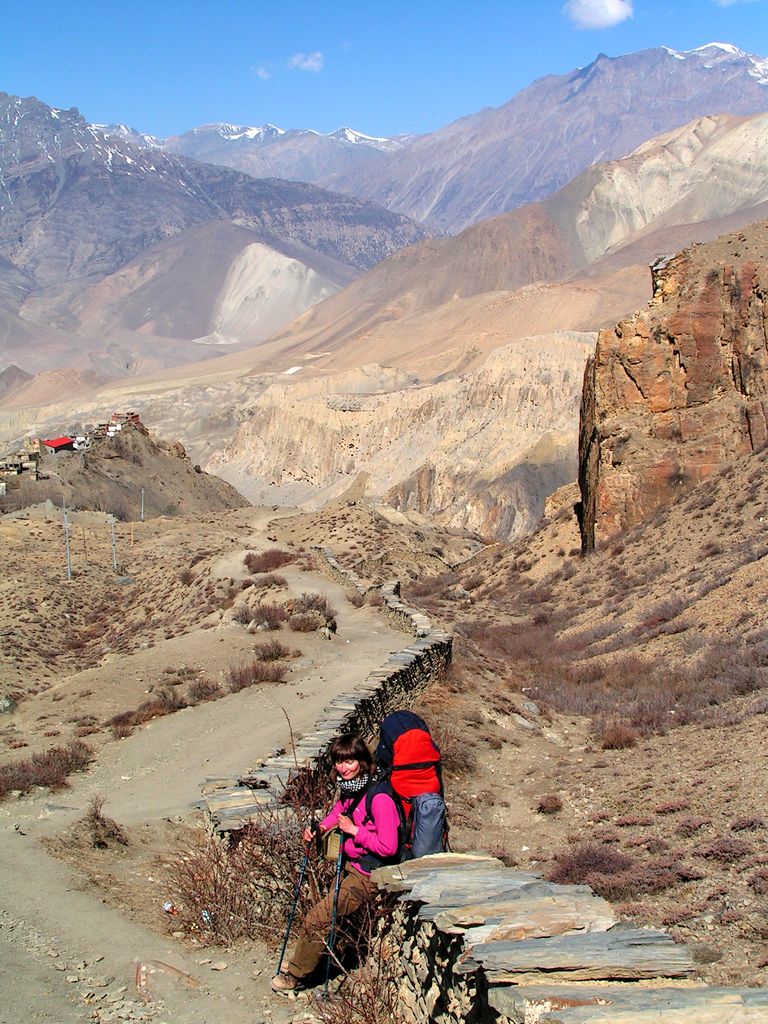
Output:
[712, 0, 761, 6]
[288, 51, 324, 73]
[254, 65, 271, 80]
[564, 0, 633, 28]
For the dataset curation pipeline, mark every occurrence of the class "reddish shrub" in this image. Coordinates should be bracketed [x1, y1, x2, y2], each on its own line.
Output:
[730, 817, 765, 832]
[251, 573, 287, 590]
[289, 611, 326, 632]
[244, 549, 294, 573]
[695, 837, 751, 862]
[662, 905, 703, 926]
[599, 723, 638, 750]
[749, 868, 768, 895]
[537, 793, 563, 815]
[253, 639, 291, 662]
[292, 592, 337, 621]
[615, 815, 653, 827]
[677, 817, 711, 837]
[0, 741, 93, 798]
[654, 800, 690, 815]
[547, 843, 634, 885]
[188, 678, 222, 703]
[227, 660, 288, 692]
[250, 602, 288, 630]
[105, 688, 188, 737]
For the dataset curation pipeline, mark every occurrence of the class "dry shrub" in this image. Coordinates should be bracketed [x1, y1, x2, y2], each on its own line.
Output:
[547, 843, 634, 884]
[347, 591, 365, 608]
[251, 602, 288, 630]
[598, 722, 638, 750]
[244, 549, 294, 573]
[310, 911, 407, 1024]
[749, 868, 768, 895]
[106, 688, 188, 738]
[164, 774, 334, 944]
[405, 571, 459, 599]
[537, 793, 563, 815]
[227, 660, 288, 692]
[84, 795, 128, 849]
[293, 592, 337, 621]
[251, 573, 287, 590]
[730, 817, 765, 832]
[178, 568, 194, 585]
[366, 591, 385, 607]
[289, 611, 326, 633]
[0, 740, 93, 798]
[188, 678, 222, 703]
[231, 604, 255, 625]
[677, 817, 711, 837]
[654, 800, 690, 815]
[547, 844, 680, 900]
[695, 837, 751, 862]
[254, 639, 291, 662]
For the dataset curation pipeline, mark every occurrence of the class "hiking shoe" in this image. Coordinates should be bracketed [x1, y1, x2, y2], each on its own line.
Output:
[270, 972, 303, 996]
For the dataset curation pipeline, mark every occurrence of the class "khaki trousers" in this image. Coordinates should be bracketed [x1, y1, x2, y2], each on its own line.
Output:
[288, 865, 376, 980]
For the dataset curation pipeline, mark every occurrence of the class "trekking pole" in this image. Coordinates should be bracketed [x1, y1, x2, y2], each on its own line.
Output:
[275, 841, 311, 977]
[323, 830, 345, 996]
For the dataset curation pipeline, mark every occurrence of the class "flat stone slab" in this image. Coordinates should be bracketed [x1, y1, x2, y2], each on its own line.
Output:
[489, 984, 768, 1022]
[434, 893, 616, 943]
[458, 923, 696, 981]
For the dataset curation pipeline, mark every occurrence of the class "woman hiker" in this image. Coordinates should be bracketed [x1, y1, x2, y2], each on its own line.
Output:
[271, 733, 400, 995]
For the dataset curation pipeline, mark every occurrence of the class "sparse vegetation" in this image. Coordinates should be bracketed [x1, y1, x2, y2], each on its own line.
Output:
[253, 639, 291, 662]
[164, 771, 334, 944]
[187, 678, 222, 703]
[289, 610, 326, 632]
[227, 660, 288, 692]
[0, 741, 93, 798]
[105, 688, 188, 738]
[537, 793, 563, 814]
[84, 795, 129, 849]
[244, 549, 294, 573]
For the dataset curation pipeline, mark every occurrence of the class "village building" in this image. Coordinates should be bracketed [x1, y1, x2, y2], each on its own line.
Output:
[41, 436, 75, 453]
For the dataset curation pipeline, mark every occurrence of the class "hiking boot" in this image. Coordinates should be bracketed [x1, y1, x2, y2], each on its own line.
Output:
[270, 971, 304, 996]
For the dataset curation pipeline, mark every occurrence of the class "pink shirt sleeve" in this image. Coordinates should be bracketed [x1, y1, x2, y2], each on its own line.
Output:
[319, 799, 343, 833]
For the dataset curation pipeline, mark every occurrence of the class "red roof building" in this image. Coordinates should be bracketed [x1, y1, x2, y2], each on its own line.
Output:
[42, 436, 75, 452]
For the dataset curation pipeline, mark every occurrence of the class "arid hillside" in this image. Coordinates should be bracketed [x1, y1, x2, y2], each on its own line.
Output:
[1, 419, 248, 520]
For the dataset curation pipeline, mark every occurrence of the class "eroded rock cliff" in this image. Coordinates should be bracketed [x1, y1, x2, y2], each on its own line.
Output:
[579, 221, 768, 548]
[209, 332, 594, 540]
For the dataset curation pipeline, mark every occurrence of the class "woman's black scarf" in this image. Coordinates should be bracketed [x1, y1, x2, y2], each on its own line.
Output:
[338, 773, 371, 799]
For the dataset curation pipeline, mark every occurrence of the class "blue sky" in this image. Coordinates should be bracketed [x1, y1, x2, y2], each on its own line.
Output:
[2, 0, 767, 137]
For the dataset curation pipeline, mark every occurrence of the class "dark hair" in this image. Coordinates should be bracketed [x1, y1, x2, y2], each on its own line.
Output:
[328, 733, 373, 777]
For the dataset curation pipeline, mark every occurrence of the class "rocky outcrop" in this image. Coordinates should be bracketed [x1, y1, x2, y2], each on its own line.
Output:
[579, 222, 768, 548]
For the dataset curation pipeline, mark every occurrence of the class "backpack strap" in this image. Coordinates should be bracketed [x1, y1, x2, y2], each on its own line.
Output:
[389, 759, 441, 771]
[358, 779, 408, 873]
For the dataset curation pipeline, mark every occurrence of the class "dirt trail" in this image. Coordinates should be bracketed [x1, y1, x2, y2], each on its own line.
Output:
[0, 510, 406, 1023]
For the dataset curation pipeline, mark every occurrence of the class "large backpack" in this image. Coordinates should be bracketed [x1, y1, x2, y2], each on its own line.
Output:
[372, 710, 448, 860]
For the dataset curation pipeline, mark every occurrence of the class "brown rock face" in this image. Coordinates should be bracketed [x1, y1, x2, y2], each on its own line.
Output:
[579, 223, 768, 549]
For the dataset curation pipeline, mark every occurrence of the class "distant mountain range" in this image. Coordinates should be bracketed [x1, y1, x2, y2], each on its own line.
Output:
[116, 43, 768, 234]
[0, 93, 428, 374]
[3, 40, 768, 382]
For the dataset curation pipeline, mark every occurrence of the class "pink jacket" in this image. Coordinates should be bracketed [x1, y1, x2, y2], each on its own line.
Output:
[320, 790, 400, 874]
